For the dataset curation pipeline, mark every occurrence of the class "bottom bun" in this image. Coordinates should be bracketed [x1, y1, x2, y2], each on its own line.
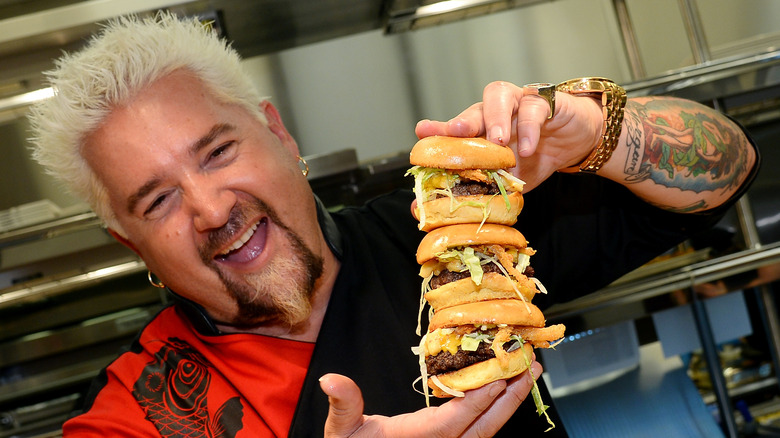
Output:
[428, 342, 534, 398]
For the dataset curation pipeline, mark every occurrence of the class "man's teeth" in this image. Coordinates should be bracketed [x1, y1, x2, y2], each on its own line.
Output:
[219, 222, 258, 255]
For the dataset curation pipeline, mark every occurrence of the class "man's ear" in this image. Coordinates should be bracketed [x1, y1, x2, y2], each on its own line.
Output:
[260, 100, 300, 156]
[108, 228, 142, 258]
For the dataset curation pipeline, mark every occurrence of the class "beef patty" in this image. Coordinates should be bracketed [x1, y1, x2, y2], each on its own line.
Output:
[426, 339, 520, 375]
[435, 181, 500, 198]
[430, 262, 534, 290]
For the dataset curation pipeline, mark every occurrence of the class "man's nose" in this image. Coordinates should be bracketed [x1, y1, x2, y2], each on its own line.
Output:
[185, 176, 235, 232]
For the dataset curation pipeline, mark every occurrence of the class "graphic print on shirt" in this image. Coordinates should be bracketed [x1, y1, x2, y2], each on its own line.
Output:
[132, 337, 244, 437]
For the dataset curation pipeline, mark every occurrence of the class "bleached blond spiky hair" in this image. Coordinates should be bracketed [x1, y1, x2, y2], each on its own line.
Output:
[28, 11, 265, 234]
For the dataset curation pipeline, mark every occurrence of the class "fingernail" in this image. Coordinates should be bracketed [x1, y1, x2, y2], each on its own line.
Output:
[488, 381, 506, 398]
[319, 373, 332, 384]
[490, 126, 504, 144]
[532, 362, 543, 378]
[519, 138, 531, 155]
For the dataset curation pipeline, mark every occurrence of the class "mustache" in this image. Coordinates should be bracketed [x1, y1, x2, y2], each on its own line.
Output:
[198, 198, 274, 264]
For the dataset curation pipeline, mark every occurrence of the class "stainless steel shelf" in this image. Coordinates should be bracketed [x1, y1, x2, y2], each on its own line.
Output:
[547, 241, 780, 323]
[0, 211, 101, 249]
[0, 258, 147, 310]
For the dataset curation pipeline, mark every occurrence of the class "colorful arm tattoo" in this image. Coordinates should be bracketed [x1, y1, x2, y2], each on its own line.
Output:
[620, 98, 752, 211]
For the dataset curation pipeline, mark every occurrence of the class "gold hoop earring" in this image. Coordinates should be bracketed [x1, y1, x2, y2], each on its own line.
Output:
[298, 155, 309, 177]
[147, 271, 166, 289]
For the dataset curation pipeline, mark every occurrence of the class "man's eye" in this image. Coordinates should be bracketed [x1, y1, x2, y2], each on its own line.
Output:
[209, 141, 235, 160]
[144, 194, 167, 215]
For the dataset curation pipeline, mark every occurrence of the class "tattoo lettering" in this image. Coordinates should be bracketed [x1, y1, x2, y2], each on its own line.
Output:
[622, 106, 644, 176]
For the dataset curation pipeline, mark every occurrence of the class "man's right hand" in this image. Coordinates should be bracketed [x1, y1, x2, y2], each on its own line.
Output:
[318, 360, 543, 438]
[414, 80, 604, 192]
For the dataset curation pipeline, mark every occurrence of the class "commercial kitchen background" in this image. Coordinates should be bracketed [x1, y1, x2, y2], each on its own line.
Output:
[3, 1, 780, 437]
[3, 0, 780, 211]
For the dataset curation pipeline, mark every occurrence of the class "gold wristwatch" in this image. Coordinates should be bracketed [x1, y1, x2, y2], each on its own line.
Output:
[555, 77, 627, 173]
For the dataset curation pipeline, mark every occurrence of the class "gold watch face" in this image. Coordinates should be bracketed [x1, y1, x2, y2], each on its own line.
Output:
[556, 77, 616, 95]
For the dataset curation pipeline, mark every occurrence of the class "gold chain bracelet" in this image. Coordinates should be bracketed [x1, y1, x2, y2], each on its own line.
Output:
[555, 77, 627, 173]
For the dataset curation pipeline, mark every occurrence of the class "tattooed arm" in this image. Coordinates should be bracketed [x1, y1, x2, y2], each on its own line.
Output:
[416, 82, 757, 212]
[602, 97, 757, 212]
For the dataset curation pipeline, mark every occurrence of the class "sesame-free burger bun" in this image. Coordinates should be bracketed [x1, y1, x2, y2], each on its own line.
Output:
[428, 299, 546, 331]
[413, 191, 524, 232]
[428, 342, 533, 398]
[416, 223, 528, 265]
[424, 271, 537, 311]
[410, 136, 515, 169]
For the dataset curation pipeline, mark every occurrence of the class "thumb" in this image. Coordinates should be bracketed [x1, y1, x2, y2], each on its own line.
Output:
[319, 373, 366, 437]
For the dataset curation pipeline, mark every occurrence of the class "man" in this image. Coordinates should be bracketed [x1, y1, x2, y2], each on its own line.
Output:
[29, 12, 757, 437]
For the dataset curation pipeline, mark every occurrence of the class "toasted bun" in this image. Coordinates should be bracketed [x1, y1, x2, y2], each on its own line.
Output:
[425, 272, 537, 311]
[428, 342, 533, 397]
[416, 223, 527, 265]
[410, 136, 515, 169]
[414, 192, 523, 232]
[428, 299, 545, 331]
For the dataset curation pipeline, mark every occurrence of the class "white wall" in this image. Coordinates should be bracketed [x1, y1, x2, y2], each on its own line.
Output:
[626, 0, 780, 74]
[242, 0, 631, 161]
[400, 0, 629, 123]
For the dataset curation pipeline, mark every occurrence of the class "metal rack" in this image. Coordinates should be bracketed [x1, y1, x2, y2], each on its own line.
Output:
[549, 5, 780, 430]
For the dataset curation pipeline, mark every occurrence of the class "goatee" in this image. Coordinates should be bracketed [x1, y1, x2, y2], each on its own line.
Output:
[200, 198, 324, 328]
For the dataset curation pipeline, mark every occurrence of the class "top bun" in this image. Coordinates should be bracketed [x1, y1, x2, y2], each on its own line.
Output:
[416, 223, 528, 264]
[410, 136, 515, 169]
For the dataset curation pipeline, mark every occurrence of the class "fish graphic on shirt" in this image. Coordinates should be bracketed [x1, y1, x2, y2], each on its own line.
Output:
[133, 337, 244, 437]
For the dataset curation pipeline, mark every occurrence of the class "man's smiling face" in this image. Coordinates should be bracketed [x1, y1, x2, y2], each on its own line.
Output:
[84, 70, 324, 327]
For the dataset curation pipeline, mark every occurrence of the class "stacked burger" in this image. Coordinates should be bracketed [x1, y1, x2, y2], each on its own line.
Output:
[407, 136, 564, 427]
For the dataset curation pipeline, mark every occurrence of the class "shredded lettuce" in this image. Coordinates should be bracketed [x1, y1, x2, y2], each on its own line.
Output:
[430, 375, 465, 398]
[513, 335, 555, 431]
[461, 247, 483, 284]
[436, 247, 487, 285]
[406, 165, 524, 230]
[479, 252, 531, 308]
[406, 166, 450, 229]
[417, 272, 433, 336]
[532, 277, 549, 295]
[460, 335, 481, 352]
[487, 170, 511, 210]
[516, 253, 531, 275]
[461, 331, 492, 351]
[432, 246, 536, 310]
[496, 169, 526, 192]
[411, 335, 432, 406]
